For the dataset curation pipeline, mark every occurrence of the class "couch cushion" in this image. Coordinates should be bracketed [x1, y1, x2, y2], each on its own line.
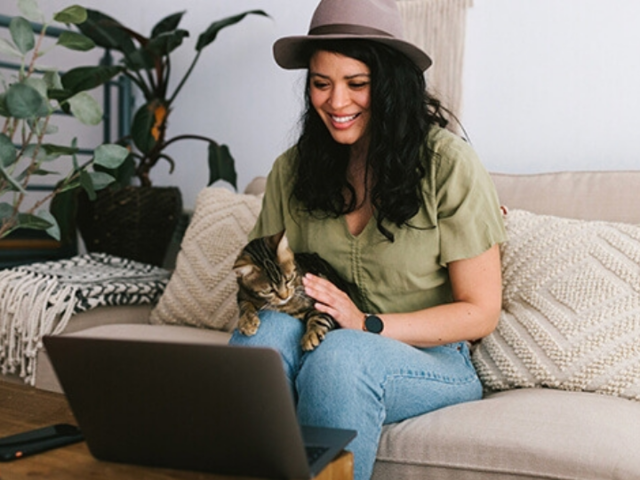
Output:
[150, 188, 262, 332]
[68, 323, 232, 344]
[471, 209, 640, 400]
[373, 388, 640, 480]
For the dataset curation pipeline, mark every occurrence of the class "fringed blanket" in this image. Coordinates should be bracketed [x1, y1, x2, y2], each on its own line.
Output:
[0, 253, 171, 385]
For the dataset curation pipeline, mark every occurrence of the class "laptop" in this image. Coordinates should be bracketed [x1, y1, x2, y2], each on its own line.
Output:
[43, 335, 356, 479]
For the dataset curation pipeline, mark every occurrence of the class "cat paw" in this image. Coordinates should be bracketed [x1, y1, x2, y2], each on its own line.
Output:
[301, 329, 324, 351]
[238, 314, 260, 336]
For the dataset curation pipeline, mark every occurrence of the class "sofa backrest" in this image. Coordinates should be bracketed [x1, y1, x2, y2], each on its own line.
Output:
[245, 171, 640, 225]
[491, 171, 640, 224]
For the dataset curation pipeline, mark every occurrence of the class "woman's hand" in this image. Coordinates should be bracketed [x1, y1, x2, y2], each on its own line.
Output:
[302, 274, 364, 330]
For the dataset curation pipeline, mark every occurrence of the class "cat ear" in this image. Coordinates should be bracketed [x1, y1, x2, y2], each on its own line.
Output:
[276, 233, 294, 264]
[233, 256, 255, 278]
[265, 230, 285, 251]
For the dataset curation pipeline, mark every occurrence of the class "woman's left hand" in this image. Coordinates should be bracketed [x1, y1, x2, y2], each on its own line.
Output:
[302, 274, 363, 330]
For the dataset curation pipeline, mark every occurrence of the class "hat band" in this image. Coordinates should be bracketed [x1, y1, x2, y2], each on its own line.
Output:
[309, 24, 394, 38]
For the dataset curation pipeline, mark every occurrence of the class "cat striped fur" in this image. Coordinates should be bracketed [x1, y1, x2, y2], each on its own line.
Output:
[233, 231, 357, 351]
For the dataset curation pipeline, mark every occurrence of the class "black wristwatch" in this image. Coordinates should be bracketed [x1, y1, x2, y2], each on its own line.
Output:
[363, 314, 384, 334]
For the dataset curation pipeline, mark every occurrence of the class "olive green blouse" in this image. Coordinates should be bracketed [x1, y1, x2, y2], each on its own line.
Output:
[249, 126, 507, 315]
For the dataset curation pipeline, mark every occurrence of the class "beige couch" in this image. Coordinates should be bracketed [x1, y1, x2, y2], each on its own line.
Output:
[24, 170, 640, 479]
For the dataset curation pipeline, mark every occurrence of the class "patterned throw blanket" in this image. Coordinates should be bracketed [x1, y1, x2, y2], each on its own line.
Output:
[0, 253, 171, 385]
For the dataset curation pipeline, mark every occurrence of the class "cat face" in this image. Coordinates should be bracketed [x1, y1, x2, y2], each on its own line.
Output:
[234, 232, 300, 306]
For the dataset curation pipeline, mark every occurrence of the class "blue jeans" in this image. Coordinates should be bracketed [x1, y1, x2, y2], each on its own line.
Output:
[229, 310, 482, 480]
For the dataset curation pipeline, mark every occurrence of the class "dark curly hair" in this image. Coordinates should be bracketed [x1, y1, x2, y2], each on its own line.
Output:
[292, 39, 449, 241]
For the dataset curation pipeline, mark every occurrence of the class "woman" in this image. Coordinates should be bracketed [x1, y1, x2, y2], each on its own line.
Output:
[230, 0, 507, 478]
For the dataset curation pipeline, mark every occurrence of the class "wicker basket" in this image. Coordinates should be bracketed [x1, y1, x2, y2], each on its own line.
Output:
[76, 186, 183, 267]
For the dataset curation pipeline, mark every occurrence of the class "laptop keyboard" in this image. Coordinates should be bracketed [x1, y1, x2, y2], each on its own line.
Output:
[305, 445, 330, 465]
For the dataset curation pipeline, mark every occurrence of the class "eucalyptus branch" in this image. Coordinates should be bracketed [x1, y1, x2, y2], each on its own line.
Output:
[2, 117, 10, 135]
[27, 25, 48, 77]
[14, 116, 51, 215]
[0, 219, 16, 239]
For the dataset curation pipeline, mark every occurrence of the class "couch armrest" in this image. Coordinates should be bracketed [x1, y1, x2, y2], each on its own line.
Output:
[63, 305, 153, 334]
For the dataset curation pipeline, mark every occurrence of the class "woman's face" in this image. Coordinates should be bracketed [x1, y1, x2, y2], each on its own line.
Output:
[309, 50, 372, 149]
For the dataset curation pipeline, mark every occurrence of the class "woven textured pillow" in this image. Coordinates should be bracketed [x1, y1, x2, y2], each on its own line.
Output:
[472, 209, 640, 400]
[150, 188, 262, 331]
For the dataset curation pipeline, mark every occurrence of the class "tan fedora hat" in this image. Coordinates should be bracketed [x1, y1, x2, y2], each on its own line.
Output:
[273, 0, 432, 71]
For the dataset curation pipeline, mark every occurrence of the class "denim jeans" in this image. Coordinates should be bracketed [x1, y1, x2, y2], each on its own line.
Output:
[229, 310, 482, 480]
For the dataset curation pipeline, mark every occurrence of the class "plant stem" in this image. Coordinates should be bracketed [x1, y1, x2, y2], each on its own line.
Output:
[14, 115, 51, 213]
[161, 133, 215, 149]
[167, 50, 201, 106]
[27, 25, 48, 77]
[124, 70, 152, 100]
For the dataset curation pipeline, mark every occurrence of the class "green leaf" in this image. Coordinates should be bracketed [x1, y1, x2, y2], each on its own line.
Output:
[71, 137, 79, 171]
[60, 65, 123, 94]
[75, 9, 136, 54]
[93, 143, 129, 169]
[22, 143, 47, 163]
[43, 71, 64, 90]
[131, 103, 157, 154]
[47, 88, 74, 104]
[147, 29, 189, 56]
[15, 212, 53, 232]
[41, 144, 80, 156]
[53, 5, 87, 25]
[37, 209, 60, 241]
[124, 47, 155, 71]
[0, 93, 9, 117]
[79, 169, 96, 201]
[27, 118, 57, 136]
[29, 168, 57, 176]
[88, 171, 115, 190]
[196, 10, 269, 52]
[5, 83, 45, 119]
[151, 11, 186, 38]
[67, 91, 103, 125]
[0, 133, 17, 168]
[94, 152, 134, 187]
[18, 0, 45, 23]
[0, 38, 23, 58]
[50, 187, 78, 244]
[24, 77, 48, 100]
[0, 165, 27, 193]
[0, 202, 13, 220]
[208, 143, 237, 190]
[10, 16, 35, 54]
[57, 31, 96, 51]
[56, 180, 81, 193]
[23, 77, 50, 117]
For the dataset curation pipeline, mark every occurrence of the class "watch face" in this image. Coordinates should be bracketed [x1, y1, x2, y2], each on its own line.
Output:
[365, 315, 384, 334]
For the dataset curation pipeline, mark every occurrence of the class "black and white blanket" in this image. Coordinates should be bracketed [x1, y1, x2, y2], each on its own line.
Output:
[0, 253, 171, 385]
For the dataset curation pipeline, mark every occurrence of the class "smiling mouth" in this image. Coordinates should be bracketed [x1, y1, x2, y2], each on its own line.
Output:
[330, 113, 360, 123]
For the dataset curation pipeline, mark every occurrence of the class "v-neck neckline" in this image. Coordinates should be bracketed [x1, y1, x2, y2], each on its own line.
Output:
[342, 210, 375, 239]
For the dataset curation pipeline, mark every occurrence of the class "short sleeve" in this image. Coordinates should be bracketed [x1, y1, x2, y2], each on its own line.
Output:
[432, 130, 507, 266]
[248, 148, 296, 240]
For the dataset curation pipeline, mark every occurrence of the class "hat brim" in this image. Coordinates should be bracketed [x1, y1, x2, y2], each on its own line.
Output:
[273, 34, 432, 72]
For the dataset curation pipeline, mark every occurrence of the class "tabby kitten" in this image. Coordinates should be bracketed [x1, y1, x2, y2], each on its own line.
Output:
[233, 231, 356, 351]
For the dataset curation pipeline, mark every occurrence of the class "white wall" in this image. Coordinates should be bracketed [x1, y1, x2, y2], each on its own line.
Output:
[463, 0, 640, 175]
[4, 0, 640, 209]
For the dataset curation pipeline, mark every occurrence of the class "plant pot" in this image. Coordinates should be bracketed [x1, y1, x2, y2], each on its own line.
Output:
[76, 186, 182, 267]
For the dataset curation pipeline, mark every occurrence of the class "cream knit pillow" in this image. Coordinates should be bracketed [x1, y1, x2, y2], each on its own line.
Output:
[472, 209, 640, 400]
[150, 188, 262, 331]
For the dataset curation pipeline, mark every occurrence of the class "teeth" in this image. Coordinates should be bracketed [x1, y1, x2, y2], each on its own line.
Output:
[332, 114, 357, 123]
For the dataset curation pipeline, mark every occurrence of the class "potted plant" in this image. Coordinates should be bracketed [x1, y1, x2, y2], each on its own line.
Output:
[0, 2, 128, 251]
[69, 6, 269, 266]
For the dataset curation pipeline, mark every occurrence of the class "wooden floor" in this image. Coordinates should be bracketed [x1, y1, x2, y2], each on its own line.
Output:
[0, 381, 353, 479]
